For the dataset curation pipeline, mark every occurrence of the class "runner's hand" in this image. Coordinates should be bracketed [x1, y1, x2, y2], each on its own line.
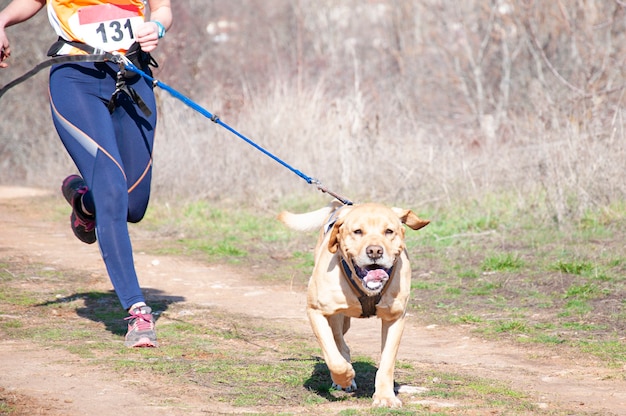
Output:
[135, 21, 159, 53]
[0, 28, 11, 68]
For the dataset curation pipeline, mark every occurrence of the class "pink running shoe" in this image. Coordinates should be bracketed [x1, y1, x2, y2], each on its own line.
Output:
[61, 174, 96, 244]
[124, 306, 157, 348]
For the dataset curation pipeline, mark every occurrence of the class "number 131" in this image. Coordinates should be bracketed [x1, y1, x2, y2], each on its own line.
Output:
[95, 19, 134, 43]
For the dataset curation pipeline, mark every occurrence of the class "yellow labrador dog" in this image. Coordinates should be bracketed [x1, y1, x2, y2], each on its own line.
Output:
[278, 200, 429, 407]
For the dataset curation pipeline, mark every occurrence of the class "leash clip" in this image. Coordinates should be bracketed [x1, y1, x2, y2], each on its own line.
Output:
[310, 179, 353, 206]
[109, 51, 127, 66]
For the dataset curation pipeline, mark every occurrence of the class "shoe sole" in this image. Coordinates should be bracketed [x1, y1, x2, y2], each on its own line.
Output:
[125, 337, 157, 348]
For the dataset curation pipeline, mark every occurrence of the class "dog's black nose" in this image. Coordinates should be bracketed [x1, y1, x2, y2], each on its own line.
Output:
[366, 245, 383, 260]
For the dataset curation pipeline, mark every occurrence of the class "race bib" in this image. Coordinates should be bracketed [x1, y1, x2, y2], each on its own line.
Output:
[68, 4, 144, 52]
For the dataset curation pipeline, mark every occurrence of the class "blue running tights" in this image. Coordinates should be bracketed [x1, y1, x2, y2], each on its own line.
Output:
[49, 61, 156, 310]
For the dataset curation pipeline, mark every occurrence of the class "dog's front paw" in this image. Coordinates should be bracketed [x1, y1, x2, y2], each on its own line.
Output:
[329, 363, 356, 392]
[332, 380, 357, 392]
[372, 392, 402, 408]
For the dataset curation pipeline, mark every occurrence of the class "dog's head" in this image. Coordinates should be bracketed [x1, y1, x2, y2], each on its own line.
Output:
[328, 203, 429, 293]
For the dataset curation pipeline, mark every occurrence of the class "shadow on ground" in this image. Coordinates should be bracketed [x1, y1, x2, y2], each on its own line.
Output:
[304, 359, 387, 402]
[37, 288, 185, 336]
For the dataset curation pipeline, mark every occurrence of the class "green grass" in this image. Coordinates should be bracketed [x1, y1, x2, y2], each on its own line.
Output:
[0, 255, 552, 415]
[493, 320, 530, 334]
[482, 253, 525, 272]
[578, 340, 626, 367]
[399, 193, 626, 365]
[552, 259, 594, 275]
[1, 192, 625, 414]
[0, 400, 15, 414]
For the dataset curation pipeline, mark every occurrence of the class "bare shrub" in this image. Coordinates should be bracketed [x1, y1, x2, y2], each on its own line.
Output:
[1, 0, 624, 225]
[0, 9, 74, 187]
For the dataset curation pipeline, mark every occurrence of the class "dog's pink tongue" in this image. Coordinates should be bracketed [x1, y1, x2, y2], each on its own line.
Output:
[364, 269, 389, 283]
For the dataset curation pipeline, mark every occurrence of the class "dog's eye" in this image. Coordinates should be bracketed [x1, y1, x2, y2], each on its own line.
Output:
[385, 229, 394, 236]
[354, 229, 362, 235]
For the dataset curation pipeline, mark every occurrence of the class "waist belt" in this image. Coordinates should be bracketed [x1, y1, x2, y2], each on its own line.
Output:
[0, 39, 156, 118]
[48, 39, 155, 117]
[0, 51, 111, 99]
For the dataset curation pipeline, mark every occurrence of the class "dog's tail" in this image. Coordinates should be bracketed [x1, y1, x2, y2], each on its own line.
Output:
[277, 199, 344, 232]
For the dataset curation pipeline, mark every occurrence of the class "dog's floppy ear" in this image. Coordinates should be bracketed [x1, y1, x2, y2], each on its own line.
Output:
[392, 208, 430, 230]
[328, 217, 343, 253]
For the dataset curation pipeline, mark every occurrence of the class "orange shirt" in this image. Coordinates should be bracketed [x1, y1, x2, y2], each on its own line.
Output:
[47, 0, 146, 52]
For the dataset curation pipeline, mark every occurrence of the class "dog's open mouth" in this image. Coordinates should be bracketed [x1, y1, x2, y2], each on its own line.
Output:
[354, 264, 390, 291]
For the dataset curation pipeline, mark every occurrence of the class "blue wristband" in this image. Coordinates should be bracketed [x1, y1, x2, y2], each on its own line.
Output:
[152, 20, 166, 39]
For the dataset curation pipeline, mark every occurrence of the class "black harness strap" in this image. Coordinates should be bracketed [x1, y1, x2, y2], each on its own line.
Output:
[54, 39, 153, 118]
[108, 68, 152, 117]
[0, 53, 108, 99]
[340, 258, 394, 318]
[1, 39, 153, 117]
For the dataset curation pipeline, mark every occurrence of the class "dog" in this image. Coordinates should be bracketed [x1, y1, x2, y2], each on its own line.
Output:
[278, 200, 429, 407]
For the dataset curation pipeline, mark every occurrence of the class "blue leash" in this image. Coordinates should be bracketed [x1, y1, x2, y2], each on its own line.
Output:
[0, 51, 353, 205]
[123, 60, 353, 206]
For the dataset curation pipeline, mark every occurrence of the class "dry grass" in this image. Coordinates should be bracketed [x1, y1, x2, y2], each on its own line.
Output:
[1, 0, 624, 225]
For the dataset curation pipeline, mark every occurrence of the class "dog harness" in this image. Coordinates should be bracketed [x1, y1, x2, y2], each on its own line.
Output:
[340, 257, 396, 318]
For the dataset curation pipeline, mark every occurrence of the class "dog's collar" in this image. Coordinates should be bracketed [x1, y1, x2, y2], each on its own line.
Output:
[340, 257, 395, 318]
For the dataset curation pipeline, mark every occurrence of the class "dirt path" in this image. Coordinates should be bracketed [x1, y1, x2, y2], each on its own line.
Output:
[1, 186, 625, 415]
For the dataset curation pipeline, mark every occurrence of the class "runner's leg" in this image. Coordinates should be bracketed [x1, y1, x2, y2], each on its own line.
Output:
[49, 62, 152, 309]
[110, 73, 156, 223]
